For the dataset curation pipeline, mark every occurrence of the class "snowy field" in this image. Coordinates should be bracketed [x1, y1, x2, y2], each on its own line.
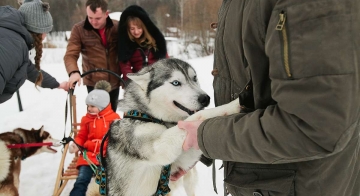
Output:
[0, 48, 226, 196]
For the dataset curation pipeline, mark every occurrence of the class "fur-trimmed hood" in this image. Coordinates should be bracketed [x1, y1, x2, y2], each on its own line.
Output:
[118, 5, 167, 62]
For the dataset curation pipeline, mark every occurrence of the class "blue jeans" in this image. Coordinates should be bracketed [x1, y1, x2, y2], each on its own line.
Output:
[70, 166, 94, 196]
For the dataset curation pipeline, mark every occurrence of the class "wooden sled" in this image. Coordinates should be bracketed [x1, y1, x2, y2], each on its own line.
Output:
[53, 91, 80, 196]
[52, 69, 125, 196]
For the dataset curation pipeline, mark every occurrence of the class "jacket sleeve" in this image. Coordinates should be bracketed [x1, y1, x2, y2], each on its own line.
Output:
[199, 72, 358, 164]
[75, 117, 89, 147]
[0, 38, 21, 94]
[26, 60, 59, 88]
[0, 72, 5, 96]
[198, 1, 359, 164]
[0, 35, 28, 102]
[119, 60, 133, 81]
[64, 25, 81, 75]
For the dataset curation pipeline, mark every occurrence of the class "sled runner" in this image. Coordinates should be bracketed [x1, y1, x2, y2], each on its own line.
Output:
[52, 69, 125, 196]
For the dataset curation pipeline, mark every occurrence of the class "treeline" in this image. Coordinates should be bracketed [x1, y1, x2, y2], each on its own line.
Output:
[2, 0, 222, 56]
[2, 0, 220, 32]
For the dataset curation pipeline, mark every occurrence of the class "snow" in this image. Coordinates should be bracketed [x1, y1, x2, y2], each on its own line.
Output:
[109, 12, 122, 21]
[0, 48, 225, 196]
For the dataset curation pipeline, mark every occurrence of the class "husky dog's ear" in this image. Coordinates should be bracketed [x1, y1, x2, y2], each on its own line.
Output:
[39, 125, 44, 137]
[127, 72, 151, 91]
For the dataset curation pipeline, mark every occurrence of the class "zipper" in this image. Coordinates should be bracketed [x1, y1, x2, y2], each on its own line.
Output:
[93, 29, 112, 82]
[138, 48, 149, 68]
[145, 49, 149, 66]
[104, 30, 111, 83]
[276, 11, 292, 78]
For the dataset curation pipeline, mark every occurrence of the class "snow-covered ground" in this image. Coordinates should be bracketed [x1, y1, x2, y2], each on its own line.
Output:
[0, 48, 225, 196]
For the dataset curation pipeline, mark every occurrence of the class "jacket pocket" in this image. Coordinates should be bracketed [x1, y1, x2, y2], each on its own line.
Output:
[275, 11, 291, 79]
[224, 167, 296, 196]
[266, 0, 354, 80]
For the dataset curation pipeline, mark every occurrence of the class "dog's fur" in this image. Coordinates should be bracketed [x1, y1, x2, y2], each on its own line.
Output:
[0, 126, 60, 196]
[87, 58, 240, 196]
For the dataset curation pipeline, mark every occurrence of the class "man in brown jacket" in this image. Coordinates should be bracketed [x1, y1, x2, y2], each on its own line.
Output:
[179, 0, 360, 196]
[64, 0, 120, 112]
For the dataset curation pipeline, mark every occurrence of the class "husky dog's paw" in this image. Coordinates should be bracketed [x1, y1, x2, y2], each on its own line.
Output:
[185, 98, 240, 121]
[86, 179, 101, 196]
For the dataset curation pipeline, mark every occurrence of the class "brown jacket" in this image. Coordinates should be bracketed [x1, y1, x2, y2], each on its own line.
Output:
[64, 17, 120, 90]
[199, 0, 360, 196]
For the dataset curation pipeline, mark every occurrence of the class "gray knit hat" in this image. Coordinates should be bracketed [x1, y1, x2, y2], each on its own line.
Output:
[19, 0, 53, 33]
[86, 81, 112, 111]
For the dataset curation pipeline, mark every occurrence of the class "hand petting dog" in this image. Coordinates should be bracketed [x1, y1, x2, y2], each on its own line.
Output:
[178, 120, 203, 151]
[179, 97, 241, 151]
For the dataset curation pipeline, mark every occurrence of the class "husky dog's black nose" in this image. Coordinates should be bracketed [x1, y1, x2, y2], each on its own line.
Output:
[198, 94, 210, 107]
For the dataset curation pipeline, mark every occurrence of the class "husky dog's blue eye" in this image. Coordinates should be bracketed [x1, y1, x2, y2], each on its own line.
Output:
[171, 80, 181, 86]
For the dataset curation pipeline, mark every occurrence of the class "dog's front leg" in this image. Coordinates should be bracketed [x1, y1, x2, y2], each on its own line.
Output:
[185, 98, 240, 121]
[147, 126, 188, 166]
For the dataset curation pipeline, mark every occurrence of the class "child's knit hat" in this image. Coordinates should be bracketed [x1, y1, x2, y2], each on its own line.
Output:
[86, 80, 112, 111]
[18, 0, 53, 33]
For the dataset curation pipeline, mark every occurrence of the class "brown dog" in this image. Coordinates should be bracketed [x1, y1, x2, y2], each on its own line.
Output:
[0, 126, 60, 196]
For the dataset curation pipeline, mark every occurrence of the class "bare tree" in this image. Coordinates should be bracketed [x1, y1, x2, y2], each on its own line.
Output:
[0, 0, 21, 8]
[1, 0, 222, 57]
[180, 0, 221, 57]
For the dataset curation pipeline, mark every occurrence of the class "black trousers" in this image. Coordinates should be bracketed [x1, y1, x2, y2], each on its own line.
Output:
[86, 86, 119, 112]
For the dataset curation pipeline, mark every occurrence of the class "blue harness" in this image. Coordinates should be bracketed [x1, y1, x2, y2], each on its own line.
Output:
[124, 110, 172, 196]
[95, 110, 172, 195]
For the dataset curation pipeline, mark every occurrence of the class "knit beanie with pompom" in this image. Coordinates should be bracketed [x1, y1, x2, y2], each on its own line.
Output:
[18, 0, 53, 33]
[85, 80, 112, 111]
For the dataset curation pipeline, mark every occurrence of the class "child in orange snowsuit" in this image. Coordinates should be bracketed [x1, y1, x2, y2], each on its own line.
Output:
[69, 80, 120, 196]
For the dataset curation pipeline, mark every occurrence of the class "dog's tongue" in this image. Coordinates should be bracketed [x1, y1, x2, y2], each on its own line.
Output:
[47, 146, 58, 153]
[47, 141, 62, 153]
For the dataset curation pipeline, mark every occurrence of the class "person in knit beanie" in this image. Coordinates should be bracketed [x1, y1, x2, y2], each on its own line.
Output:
[85, 80, 112, 112]
[18, 0, 54, 87]
[0, 2, 68, 104]
[69, 80, 120, 196]
[18, 0, 53, 34]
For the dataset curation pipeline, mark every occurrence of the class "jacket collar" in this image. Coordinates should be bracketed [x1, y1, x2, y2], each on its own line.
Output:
[86, 104, 113, 118]
[83, 16, 114, 31]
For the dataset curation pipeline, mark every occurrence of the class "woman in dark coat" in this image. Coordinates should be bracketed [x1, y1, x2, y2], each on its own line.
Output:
[0, 0, 68, 103]
[118, 5, 168, 82]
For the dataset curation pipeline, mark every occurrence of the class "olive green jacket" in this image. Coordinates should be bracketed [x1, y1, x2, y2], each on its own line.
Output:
[198, 0, 360, 195]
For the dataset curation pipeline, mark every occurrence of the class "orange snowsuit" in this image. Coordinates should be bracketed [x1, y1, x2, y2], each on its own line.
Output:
[74, 104, 120, 167]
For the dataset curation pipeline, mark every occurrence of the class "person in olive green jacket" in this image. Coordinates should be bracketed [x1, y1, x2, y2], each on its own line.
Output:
[179, 0, 360, 196]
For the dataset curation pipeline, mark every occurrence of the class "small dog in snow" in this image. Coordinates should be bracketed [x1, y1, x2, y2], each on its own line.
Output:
[0, 126, 61, 196]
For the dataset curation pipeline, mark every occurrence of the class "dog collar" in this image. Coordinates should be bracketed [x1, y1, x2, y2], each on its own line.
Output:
[124, 110, 164, 124]
[17, 135, 28, 160]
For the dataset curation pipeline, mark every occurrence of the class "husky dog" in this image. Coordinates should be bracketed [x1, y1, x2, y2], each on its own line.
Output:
[104, 58, 209, 196]
[0, 126, 61, 196]
[89, 58, 240, 196]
